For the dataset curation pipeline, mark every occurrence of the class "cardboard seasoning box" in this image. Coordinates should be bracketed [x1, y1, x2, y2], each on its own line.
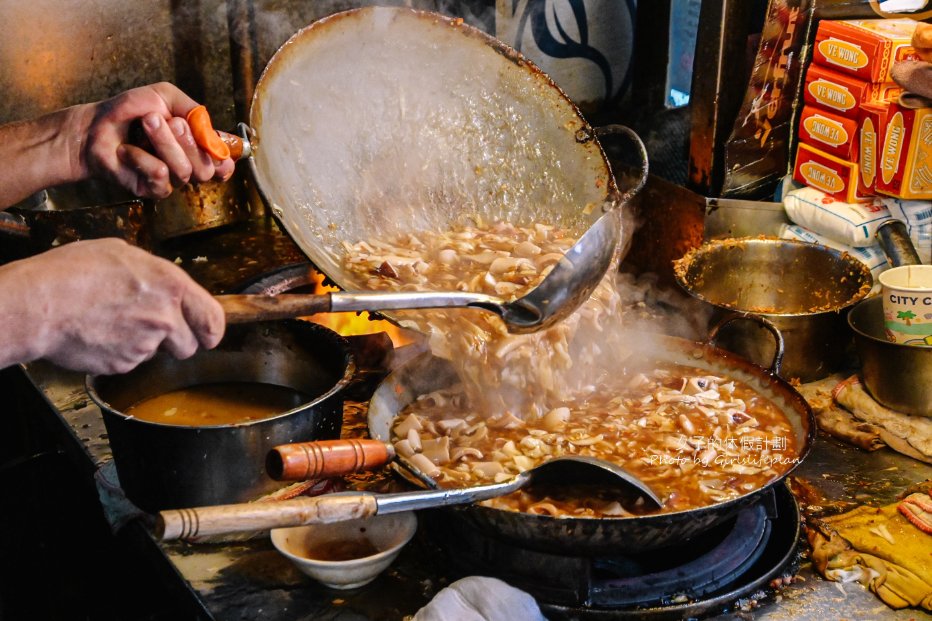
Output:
[799, 105, 859, 160]
[803, 64, 902, 117]
[875, 103, 932, 200]
[794, 142, 872, 203]
[813, 18, 919, 83]
[858, 100, 892, 194]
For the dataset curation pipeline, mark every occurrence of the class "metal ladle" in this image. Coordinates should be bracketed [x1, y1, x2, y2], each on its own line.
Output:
[157, 455, 663, 541]
[216, 207, 623, 334]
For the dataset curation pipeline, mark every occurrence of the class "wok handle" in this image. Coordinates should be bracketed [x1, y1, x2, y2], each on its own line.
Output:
[708, 313, 786, 376]
[217, 130, 250, 161]
[267, 439, 396, 481]
[593, 124, 649, 207]
[216, 293, 334, 323]
[156, 493, 379, 541]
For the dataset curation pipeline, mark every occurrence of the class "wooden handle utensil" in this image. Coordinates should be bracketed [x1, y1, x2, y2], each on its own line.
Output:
[157, 493, 379, 541]
[217, 293, 334, 323]
[266, 439, 395, 481]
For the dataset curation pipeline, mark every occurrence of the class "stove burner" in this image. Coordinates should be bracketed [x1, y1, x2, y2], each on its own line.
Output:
[425, 484, 800, 620]
[590, 500, 770, 606]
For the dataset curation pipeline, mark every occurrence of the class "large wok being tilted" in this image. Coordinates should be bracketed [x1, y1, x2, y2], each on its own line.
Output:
[228, 6, 638, 308]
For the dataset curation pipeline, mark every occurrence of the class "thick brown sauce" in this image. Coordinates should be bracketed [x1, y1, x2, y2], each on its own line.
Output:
[303, 537, 380, 561]
[124, 382, 310, 426]
[396, 362, 799, 516]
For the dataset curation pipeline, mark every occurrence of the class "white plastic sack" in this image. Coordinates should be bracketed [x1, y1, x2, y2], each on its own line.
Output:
[782, 187, 891, 247]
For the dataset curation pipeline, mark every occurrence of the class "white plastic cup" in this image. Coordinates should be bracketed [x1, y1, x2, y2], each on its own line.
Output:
[878, 265, 932, 346]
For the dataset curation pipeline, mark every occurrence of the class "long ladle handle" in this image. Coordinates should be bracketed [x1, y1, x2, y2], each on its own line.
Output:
[217, 293, 334, 323]
[158, 475, 529, 540]
[157, 494, 379, 541]
[267, 439, 396, 481]
[216, 291, 503, 323]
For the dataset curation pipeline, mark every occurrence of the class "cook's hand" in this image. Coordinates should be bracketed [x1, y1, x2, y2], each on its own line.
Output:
[73, 82, 235, 199]
[892, 23, 932, 107]
[0, 238, 225, 374]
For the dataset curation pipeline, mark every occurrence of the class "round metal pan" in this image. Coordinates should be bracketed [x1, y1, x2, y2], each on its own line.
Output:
[366, 336, 815, 556]
[243, 6, 621, 293]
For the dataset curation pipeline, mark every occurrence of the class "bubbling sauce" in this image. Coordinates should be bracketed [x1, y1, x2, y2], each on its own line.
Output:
[124, 382, 310, 426]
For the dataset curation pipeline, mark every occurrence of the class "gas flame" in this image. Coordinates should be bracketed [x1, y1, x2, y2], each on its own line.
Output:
[301, 270, 415, 347]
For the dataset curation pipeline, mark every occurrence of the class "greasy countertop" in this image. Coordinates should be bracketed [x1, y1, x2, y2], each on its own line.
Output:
[19, 217, 932, 621]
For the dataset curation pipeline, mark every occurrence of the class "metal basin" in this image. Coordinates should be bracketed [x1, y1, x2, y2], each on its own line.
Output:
[849, 296, 932, 417]
[674, 237, 873, 382]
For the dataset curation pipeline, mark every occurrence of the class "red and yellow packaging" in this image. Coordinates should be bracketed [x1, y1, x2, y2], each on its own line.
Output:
[799, 105, 859, 160]
[793, 142, 871, 203]
[803, 64, 902, 117]
[813, 18, 919, 83]
[875, 103, 932, 200]
[858, 100, 893, 194]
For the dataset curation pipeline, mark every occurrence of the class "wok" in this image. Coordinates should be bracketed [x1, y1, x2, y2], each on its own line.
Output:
[226, 6, 631, 300]
[366, 333, 815, 556]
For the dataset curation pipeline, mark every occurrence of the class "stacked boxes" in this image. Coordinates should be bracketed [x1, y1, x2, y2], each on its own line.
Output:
[794, 18, 929, 201]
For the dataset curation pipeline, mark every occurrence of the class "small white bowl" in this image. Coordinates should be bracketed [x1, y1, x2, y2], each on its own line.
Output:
[271, 511, 418, 589]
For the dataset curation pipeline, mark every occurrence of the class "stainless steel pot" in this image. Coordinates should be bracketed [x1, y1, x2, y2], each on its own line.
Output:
[86, 321, 355, 512]
[0, 196, 152, 261]
[848, 220, 932, 417]
[365, 335, 815, 556]
[673, 237, 873, 382]
[849, 296, 932, 417]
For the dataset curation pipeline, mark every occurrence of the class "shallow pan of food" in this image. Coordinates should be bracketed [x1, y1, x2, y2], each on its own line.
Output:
[367, 334, 815, 556]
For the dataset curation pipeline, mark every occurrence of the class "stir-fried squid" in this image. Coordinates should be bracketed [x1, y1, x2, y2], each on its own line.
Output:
[342, 220, 621, 418]
[342, 221, 798, 516]
[390, 365, 796, 515]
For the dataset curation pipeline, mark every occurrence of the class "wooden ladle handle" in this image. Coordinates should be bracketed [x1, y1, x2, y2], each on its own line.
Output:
[157, 493, 379, 541]
[267, 439, 396, 481]
[216, 293, 334, 323]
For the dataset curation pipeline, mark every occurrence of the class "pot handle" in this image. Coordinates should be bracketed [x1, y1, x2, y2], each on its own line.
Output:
[707, 313, 786, 376]
[267, 439, 395, 481]
[0, 210, 31, 238]
[156, 493, 379, 541]
[593, 125, 649, 206]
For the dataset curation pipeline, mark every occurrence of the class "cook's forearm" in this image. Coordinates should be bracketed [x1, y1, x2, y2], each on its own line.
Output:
[0, 105, 88, 210]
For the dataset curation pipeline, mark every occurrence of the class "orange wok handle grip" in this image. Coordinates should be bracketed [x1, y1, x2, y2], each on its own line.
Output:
[186, 104, 249, 161]
[267, 439, 396, 481]
[216, 293, 334, 324]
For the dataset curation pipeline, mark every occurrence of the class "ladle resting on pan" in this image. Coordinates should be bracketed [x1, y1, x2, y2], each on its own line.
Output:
[157, 455, 662, 541]
[216, 207, 623, 334]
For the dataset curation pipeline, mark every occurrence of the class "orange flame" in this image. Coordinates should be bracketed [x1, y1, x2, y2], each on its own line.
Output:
[301, 270, 415, 347]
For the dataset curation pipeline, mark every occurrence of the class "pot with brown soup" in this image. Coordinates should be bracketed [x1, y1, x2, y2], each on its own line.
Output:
[86, 320, 355, 512]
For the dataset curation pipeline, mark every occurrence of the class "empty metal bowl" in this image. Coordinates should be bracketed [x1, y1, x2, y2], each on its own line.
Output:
[674, 237, 872, 382]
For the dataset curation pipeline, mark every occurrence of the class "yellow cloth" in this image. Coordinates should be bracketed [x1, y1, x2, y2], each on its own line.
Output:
[809, 497, 932, 611]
